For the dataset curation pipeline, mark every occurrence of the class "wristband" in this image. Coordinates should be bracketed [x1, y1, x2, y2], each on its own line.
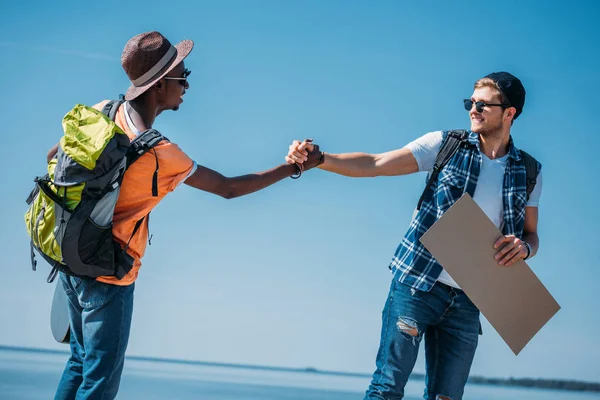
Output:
[523, 241, 532, 260]
[290, 163, 303, 179]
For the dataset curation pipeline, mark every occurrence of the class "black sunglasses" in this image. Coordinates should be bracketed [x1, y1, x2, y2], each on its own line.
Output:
[463, 99, 509, 113]
[164, 69, 192, 86]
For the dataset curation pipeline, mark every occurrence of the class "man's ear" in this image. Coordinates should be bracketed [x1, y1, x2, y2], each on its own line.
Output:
[504, 106, 515, 122]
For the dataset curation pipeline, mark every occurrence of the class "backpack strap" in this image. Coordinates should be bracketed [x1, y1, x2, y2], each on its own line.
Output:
[34, 175, 66, 207]
[101, 99, 126, 121]
[126, 129, 169, 165]
[416, 129, 468, 210]
[519, 150, 538, 201]
[126, 129, 170, 197]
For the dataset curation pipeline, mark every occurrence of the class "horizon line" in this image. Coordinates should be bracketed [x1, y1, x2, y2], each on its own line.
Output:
[0, 344, 371, 378]
[1, 344, 598, 387]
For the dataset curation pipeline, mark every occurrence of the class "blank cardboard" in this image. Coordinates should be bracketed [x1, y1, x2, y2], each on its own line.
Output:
[419, 194, 560, 355]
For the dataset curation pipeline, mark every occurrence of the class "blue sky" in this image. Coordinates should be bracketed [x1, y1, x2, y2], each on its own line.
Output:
[1, 0, 599, 383]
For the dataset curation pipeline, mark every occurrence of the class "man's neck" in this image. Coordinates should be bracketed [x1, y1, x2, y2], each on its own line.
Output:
[127, 98, 159, 131]
[478, 130, 511, 159]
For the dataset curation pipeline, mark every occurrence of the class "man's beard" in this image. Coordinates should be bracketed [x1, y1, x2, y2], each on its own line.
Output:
[474, 119, 504, 139]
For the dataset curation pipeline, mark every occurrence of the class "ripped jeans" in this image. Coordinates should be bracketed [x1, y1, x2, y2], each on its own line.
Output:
[364, 276, 481, 400]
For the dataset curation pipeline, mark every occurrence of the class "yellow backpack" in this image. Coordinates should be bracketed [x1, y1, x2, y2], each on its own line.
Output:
[25, 100, 166, 282]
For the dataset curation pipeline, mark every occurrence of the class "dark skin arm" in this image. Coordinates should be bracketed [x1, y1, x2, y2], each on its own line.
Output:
[184, 142, 323, 199]
[47, 144, 59, 163]
[184, 163, 299, 199]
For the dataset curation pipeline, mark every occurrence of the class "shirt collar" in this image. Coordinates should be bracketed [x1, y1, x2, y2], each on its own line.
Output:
[123, 101, 141, 136]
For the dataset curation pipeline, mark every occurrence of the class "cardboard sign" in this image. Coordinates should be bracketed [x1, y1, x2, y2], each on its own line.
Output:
[420, 194, 560, 355]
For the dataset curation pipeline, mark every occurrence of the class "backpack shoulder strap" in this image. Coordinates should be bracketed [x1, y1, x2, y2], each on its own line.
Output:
[416, 129, 468, 210]
[519, 149, 539, 201]
[433, 130, 468, 172]
[126, 128, 170, 167]
[126, 128, 170, 197]
[100, 99, 126, 122]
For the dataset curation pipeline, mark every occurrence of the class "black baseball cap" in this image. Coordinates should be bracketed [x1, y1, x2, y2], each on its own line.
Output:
[484, 72, 526, 120]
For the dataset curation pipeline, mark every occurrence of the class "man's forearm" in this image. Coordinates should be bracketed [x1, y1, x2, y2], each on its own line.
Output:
[226, 163, 298, 199]
[318, 152, 378, 177]
[523, 232, 539, 259]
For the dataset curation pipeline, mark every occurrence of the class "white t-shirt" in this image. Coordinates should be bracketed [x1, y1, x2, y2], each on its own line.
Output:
[405, 131, 542, 289]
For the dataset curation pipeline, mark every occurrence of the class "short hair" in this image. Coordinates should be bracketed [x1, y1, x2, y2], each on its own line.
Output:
[474, 77, 508, 104]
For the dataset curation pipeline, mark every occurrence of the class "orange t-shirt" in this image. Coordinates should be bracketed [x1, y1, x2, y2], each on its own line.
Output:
[93, 101, 195, 286]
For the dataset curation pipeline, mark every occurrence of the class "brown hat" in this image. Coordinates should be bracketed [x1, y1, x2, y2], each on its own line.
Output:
[121, 31, 194, 101]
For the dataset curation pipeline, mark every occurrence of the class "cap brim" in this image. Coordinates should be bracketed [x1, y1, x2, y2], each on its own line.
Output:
[124, 39, 194, 101]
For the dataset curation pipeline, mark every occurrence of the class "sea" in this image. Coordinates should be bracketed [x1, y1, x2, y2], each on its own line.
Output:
[0, 346, 597, 400]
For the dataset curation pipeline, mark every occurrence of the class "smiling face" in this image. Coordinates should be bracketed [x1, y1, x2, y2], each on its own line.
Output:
[468, 78, 519, 138]
[468, 86, 507, 136]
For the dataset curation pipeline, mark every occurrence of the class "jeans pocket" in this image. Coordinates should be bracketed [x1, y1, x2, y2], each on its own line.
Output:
[60, 274, 74, 295]
[75, 278, 110, 309]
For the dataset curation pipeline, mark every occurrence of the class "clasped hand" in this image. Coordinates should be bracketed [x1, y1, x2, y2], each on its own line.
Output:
[285, 139, 323, 171]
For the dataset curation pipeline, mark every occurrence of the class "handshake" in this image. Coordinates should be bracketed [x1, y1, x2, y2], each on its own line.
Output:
[285, 139, 325, 176]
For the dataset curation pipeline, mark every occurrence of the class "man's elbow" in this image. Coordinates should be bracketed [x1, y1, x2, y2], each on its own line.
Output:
[216, 180, 239, 200]
[220, 191, 237, 200]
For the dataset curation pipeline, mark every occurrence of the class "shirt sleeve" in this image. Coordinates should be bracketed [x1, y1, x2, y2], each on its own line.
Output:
[526, 168, 543, 207]
[152, 142, 196, 193]
[403, 131, 443, 172]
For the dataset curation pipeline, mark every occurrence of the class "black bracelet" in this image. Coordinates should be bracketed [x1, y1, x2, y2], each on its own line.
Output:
[290, 163, 302, 179]
[523, 241, 532, 260]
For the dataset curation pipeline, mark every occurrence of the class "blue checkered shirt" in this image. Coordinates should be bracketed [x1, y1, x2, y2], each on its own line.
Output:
[389, 130, 541, 292]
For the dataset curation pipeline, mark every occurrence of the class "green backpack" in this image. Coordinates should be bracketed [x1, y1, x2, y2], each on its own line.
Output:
[25, 99, 167, 282]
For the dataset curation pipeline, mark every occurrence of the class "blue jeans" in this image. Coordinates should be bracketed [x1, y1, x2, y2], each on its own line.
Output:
[364, 276, 481, 400]
[54, 272, 135, 400]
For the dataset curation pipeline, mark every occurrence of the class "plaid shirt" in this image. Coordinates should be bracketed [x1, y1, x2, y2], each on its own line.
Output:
[389, 130, 541, 292]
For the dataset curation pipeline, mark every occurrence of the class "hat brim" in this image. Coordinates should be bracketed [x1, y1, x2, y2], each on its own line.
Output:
[124, 39, 194, 101]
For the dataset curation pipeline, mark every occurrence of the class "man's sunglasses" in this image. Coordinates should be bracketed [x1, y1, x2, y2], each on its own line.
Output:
[463, 99, 509, 113]
[164, 69, 191, 86]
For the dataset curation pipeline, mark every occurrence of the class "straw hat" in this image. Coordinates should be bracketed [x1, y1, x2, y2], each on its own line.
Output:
[121, 31, 193, 100]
